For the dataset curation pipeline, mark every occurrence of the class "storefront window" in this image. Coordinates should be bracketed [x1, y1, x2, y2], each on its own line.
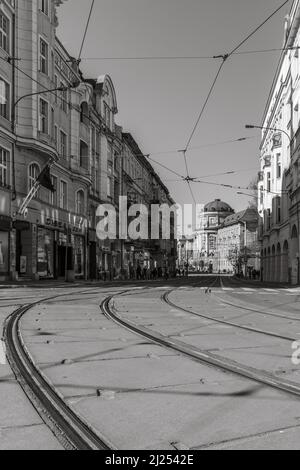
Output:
[74, 236, 84, 277]
[37, 228, 54, 278]
[0, 231, 8, 273]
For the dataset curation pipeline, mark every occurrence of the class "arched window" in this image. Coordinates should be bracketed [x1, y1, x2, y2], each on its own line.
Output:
[28, 163, 40, 193]
[76, 190, 85, 214]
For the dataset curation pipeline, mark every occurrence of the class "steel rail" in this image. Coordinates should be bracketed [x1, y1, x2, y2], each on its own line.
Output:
[163, 290, 295, 342]
[4, 297, 113, 451]
[100, 287, 300, 399]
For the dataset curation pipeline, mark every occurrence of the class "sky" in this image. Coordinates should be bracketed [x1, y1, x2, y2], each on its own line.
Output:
[57, 0, 291, 211]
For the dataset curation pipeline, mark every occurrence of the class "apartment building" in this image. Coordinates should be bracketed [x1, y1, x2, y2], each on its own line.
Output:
[258, 0, 300, 284]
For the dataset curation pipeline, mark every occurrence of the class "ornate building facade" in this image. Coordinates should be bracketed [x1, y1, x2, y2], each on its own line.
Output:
[193, 199, 234, 273]
[0, 0, 176, 281]
[258, 0, 300, 284]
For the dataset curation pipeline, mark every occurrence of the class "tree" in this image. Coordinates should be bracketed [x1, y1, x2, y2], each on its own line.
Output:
[227, 247, 242, 275]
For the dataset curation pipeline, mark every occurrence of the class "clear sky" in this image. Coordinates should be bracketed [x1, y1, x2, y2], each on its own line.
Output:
[57, 0, 291, 211]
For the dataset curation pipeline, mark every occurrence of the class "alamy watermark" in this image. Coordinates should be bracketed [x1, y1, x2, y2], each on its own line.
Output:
[95, 197, 200, 241]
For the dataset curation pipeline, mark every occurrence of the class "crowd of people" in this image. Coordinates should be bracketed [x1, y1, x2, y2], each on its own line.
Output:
[129, 265, 171, 281]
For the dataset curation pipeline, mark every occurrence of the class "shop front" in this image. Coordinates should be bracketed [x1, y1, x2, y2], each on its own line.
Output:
[13, 203, 88, 281]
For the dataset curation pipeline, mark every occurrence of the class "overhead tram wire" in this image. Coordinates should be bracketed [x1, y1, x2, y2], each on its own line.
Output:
[5, 1, 291, 204]
[191, 178, 289, 196]
[184, 0, 291, 155]
[77, 0, 95, 64]
[80, 46, 300, 61]
[3, 55, 258, 176]
[179, 0, 291, 204]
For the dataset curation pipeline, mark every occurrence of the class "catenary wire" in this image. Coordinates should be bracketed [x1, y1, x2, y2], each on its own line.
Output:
[80, 46, 300, 61]
[77, 0, 95, 63]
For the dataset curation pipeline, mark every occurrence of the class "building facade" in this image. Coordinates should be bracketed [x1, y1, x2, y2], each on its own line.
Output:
[0, 0, 176, 281]
[217, 208, 260, 276]
[258, 0, 300, 284]
[0, 0, 15, 281]
[193, 199, 234, 273]
[122, 133, 177, 279]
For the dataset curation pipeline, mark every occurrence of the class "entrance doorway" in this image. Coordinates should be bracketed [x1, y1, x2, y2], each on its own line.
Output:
[57, 246, 73, 278]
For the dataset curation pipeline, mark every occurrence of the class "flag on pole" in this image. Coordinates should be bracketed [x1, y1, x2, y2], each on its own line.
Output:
[37, 165, 55, 192]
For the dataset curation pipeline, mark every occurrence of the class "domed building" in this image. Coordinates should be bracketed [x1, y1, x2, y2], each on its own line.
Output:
[193, 199, 235, 273]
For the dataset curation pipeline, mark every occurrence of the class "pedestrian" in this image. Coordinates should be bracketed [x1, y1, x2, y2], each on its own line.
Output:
[136, 265, 142, 280]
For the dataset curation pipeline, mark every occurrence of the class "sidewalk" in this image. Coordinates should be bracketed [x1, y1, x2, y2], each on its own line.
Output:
[233, 276, 293, 289]
[0, 276, 192, 290]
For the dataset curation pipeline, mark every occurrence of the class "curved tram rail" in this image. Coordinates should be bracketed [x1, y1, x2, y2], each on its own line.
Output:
[4, 298, 112, 451]
[101, 288, 300, 400]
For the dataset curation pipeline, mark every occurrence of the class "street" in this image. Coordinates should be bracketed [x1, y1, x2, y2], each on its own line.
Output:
[1, 275, 300, 450]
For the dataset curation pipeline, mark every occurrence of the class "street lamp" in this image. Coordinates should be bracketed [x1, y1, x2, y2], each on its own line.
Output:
[245, 124, 292, 144]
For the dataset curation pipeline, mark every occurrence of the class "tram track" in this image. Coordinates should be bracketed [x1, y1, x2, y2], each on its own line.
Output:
[163, 290, 296, 342]
[4, 277, 300, 450]
[3, 290, 113, 451]
[100, 283, 300, 400]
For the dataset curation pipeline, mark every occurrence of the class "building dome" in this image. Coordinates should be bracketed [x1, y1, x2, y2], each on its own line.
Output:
[204, 199, 234, 213]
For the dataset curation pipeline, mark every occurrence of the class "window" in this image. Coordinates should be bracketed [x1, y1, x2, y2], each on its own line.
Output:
[51, 107, 55, 138]
[60, 180, 67, 209]
[80, 140, 89, 169]
[0, 79, 10, 120]
[107, 177, 112, 198]
[76, 190, 85, 214]
[260, 186, 264, 205]
[29, 163, 40, 198]
[39, 38, 49, 75]
[267, 172, 271, 192]
[267, 209, 271, 230]
[0, 147, 8, 187]
[60, 130, 67, 158]
[54, 75, 58, 104]
[209, 235, 216, 252]
[104, 103, 111, 128]
[54, 125, 58, 148]
[49, 175, 57, 206]
[80, 102, 89, 125]
[0, 12, 9, 53]
[39, 98, 48, 134]
[276, 154, 282, 179]
[60, 82, 67, 113]
[107, 163, 112, 198]
[40, 0, 49, 15]
[277, 198, 281, 224]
